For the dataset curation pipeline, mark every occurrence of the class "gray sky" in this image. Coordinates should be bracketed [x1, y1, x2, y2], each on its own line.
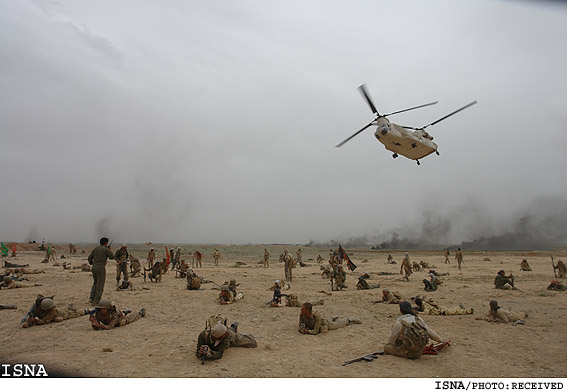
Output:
[1, 0, 566, 247]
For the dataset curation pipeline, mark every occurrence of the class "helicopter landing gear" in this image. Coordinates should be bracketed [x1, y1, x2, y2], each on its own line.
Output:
[416, 160, 420, 166]
[435, 150, 440, 156]
[392, 153, 398, 159]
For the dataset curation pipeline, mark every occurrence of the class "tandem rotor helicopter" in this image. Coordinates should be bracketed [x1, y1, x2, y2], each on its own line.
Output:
[336, 84, 477, 165]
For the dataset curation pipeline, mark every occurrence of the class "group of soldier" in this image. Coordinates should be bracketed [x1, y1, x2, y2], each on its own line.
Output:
[3, 241, 566, 365]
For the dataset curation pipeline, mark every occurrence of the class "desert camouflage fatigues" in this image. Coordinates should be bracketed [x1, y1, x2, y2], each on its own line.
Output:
[445, 249, 450, 264]
[130, 259, 141, 277]
[213, 250, 220, 266]
[263, 249, 270, 268]
[298, 311, 350, 335]
[114, 248, 129, 282]
[520, 259, 531, 271]
[25, 304, 87, 327]
[455, 250, 463, 270]
[401, 256, 412, 281]
[554, 261, 566, 278]
[494, 274, 515, 289]
[381, 291, 402, 304]
[90, 304, 141, 330]
[485, 308, 527, 323]
[383, 314, 443, 359]
[417, 298, 473, 316]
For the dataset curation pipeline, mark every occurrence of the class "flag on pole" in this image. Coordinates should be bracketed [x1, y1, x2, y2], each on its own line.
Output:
[48, 244, 52, 256]
[12, 244, 16, 253]
[1, 242, 8, 256]
[338, 244, 357, 271]
[165, 246, 170, 265]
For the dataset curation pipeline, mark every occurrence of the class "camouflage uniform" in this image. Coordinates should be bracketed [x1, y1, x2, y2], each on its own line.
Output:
[196, 325, 257, 360]
[284, 251, 294, 282]
[298, 311, 354, 334]
[218, 290, 235, 304]
[316, 255, 323, 264]
[383, 314, 443, 359]
[130, 259, 141, 277]
[494, 272, 515, 289]
[148, 262, 162, 282]
[415, 298, 473, 316]
[520, 259, 531, 271]
[114, 247, 129, 283]
[554, 260, 566, 278]
[332, 265, 347, 290]
[25, 304, 87, 327]
[213, 249, 220, 266]
[485, 308, 527, 323]
[147, 249, 156, 268]
[357, 274, 380, 290]
[444, 249, 450, 264]
[263, 249, 270, 268]
[400, 254, 412, 281]
[90, 303, 142, 330]
[380, 290, 402, 304]
[455, 249, 463, 270]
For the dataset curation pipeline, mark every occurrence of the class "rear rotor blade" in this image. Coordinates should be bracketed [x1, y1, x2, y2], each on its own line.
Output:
[422, 101, 477, 129]
[383, 101, 439, 117]
[358, 84, 379, 116]
[336, 121, 375, 148]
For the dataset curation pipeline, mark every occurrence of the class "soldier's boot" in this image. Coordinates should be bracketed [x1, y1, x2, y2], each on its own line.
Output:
[230, 321, 239, 333]
[139, 308, 146, 317]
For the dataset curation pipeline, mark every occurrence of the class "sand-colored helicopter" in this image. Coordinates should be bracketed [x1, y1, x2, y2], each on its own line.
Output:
[336, 84, 477, 165]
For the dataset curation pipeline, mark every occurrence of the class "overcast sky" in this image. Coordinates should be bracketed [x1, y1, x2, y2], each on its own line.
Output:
[1, 0, 566, 247]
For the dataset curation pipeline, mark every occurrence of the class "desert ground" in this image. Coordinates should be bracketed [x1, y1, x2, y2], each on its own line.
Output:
[1, 243, 566, 378]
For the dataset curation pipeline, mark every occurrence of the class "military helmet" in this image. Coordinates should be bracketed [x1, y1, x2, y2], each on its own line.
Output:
[229, 279, 236, 285]
[40, 298, 55, 310]
[220, 285, 229, 291]
[96, 299, 112, 309]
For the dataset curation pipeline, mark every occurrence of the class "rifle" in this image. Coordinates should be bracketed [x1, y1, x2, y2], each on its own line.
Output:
[265, 293, 289, 306]
[551, 256, 557, 278]
[342, 351, 384, 366]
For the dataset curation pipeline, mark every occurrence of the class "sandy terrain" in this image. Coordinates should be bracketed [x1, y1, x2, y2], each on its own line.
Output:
[1, 243, 566, 378]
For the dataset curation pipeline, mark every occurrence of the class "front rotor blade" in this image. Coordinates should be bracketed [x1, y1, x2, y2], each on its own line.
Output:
[383, 101, 439, 117]
[336, 121, 375, 148]
[358, 84, 379, 116]
[423, 101, 477, 129]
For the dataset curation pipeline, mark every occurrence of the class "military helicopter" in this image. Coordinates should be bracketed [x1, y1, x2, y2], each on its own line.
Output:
[336, 84, 477, 165]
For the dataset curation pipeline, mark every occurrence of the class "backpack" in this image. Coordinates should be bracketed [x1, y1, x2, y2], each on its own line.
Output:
[187, 276, 201, 290]
[396, 317, 429, 358]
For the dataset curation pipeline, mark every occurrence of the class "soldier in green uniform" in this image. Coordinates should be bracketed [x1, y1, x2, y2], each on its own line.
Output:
[494, 270, 516, 290]
[196, 321, 257, 361]
[298, 302, 360, 335]
[87, 238, 115, 305]
[89, 299, 145, 330]
[21, 298, 89, 328]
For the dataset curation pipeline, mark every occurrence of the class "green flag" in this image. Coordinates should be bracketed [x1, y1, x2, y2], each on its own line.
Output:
[0, 242, 8, 256]
[48, 244, 51, 255]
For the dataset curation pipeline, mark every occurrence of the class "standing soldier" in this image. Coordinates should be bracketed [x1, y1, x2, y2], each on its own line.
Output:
[213, 249, 220, 266]
[333, 264, 347, 290]
[316, 255, 323, 264]
[69, 243, 73, 254]
[193, 251, 203, 268]
[455, 248, 463, 270]
[284, 250, 294, 282]
[400, 253, 412, 282]
[114, 244, 129, 286]
[263, 249, 270, 268]
[444, 249, 450, 264]
[296, 248, 303, 265]
[130, 257, 142, 277]
[87, 238, 115, 305]
[553, 260, 566, 278]
[147, 247, 155, 268]
[48, 245, 57, 262]
[172, 247, 181, 270]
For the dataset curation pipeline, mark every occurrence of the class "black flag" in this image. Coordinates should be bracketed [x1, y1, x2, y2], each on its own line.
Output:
[338, 245, 357, 271]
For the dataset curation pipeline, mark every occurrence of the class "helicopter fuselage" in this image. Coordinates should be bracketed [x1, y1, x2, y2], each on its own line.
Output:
[373, 117, 438, 160]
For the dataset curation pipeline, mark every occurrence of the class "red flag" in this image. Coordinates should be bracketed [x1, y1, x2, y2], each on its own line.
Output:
[12, 244, 16, 252]
[165, 246, 170, 265]
[338, 245, 357, 271]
